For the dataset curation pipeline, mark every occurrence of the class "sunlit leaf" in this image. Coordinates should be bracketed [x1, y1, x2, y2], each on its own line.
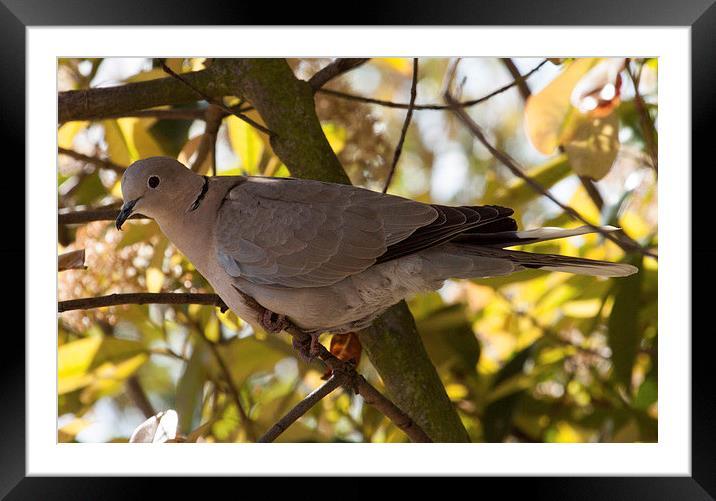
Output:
[146, 267, 164, 293]
[58, 121, 89, 149]
[129, 410, 179, 443]
[322, 123, 347, 154]
[524, 58, 596, 154]
[227, 115, 264, 175]
[563, 113, 620, 180]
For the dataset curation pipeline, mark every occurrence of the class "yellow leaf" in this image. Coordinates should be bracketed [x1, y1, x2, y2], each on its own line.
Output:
[227, 115, 264, 174]
[561, 298, 602, 318]
[146, 267, 164, 293]
[321, 123, 346, 154]
[374, 58, 412, 75]
[445, 383, 469, 400]
[524, 58, 596, 154]
[549, 421, 583, 443]
[102, 120, 132, 166]
[58, 337, 102, 382]
[117, 117, 163, 161]
[58, 121, 88, 149]
[204, 315, 220, 343]
[562, 113, 620, 180]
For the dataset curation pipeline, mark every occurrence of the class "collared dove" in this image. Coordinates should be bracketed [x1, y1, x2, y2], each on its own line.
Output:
[116, 157, 637, 336]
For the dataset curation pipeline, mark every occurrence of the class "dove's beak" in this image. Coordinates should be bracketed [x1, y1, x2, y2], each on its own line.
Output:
[116, 198, 139, 230]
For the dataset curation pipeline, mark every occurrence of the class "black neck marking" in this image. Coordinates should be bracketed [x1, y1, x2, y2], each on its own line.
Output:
[189, 176, 210, 212]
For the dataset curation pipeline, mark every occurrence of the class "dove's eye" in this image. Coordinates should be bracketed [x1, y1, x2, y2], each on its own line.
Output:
[148, 176, 161, 189]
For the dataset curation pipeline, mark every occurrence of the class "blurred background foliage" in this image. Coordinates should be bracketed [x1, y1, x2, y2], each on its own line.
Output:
[57, 57, 657, 443]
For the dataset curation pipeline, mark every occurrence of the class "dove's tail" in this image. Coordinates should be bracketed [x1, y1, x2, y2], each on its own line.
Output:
[458, 246, 638, 277]
[445, 225, 638, 278]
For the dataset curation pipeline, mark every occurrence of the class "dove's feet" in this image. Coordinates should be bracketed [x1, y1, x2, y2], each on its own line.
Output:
[292, 332, 322, 361]
[260, 310, 288, 334]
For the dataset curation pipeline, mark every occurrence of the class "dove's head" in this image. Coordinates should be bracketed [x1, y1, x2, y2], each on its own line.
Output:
[116, 156, 201, 230]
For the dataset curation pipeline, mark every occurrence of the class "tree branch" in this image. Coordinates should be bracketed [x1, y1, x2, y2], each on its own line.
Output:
[58, 207, 148, 225]
[160, 61, 273, 136]
[58, 292, 226, 313]
[308, 58, 370, 90]
[257, 374, 344, 443]
[500, 58, 532, 101]
[383, 58, 418, 194]
[58, 68, 233, 123]
[317, 59, 548, 111]
[58, 147, 126, 174]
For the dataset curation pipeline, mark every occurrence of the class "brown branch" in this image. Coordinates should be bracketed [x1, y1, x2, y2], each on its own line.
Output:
[317, 59, 548, 111]
[625, 62, 658, 173]
[126, 376, 156, 419]
[58, 147, 126, 174]
[258, 374, 344, 443]
[58, 207, 149, 225]
[190, 104, 224, 174]
[443, 80, 657, 260]
[59, 68, 232, 123]
[235, 290, 432, 443]
[383, 58, 419, 194]
[58, 292, 227, 313]
[501, 58, 532, 101]
[99, 108, 206, 121]
[308, 58, 370, 91]
[160, 61, 274, 137]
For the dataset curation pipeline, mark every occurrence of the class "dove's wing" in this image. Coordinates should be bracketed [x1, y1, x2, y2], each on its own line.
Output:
[214, 177, 518, 288]
[214, 177, 438, 287]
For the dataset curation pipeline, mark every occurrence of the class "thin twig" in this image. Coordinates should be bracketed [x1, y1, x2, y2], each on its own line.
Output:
[443, 77, 656, 260]
[383, 58, 419, 194]
[308, 58, 370, 91]
[126, 375, 156, 419]
[625, 62, 658, 173]
[204, 340, 257, 441]
[257, 375, 344, 443]
[190, 104, 224, 174]
[317, 59, 548, 111]
[58, 292, 227, 313]
[500, 58, 532, 101]
[58, 147, 126, 174]
[58, 207, 148, 225]
[160, 61, 274, 137]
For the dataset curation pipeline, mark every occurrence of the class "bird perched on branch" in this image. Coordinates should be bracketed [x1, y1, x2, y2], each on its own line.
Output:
[117, 157, 637, 349]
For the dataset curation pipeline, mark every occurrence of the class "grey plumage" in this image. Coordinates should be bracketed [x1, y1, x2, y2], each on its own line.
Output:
[117, 157, 638, 334]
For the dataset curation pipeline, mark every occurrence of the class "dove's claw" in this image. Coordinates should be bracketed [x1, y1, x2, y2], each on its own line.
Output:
[292, 336, 313, 361]
[260, 310, 288, 334]
[290, 332, 322, 362]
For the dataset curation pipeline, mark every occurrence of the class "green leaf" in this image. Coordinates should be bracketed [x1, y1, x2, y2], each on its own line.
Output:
[491, 155, 572, 207]
[416, 304, 480, 373]
[176, 342, 209, 434]
[607, 255, 644, 389]
[482, 343, 536, 442]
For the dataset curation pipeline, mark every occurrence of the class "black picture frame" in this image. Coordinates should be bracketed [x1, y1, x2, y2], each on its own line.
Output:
[3, 0, 711, 497]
